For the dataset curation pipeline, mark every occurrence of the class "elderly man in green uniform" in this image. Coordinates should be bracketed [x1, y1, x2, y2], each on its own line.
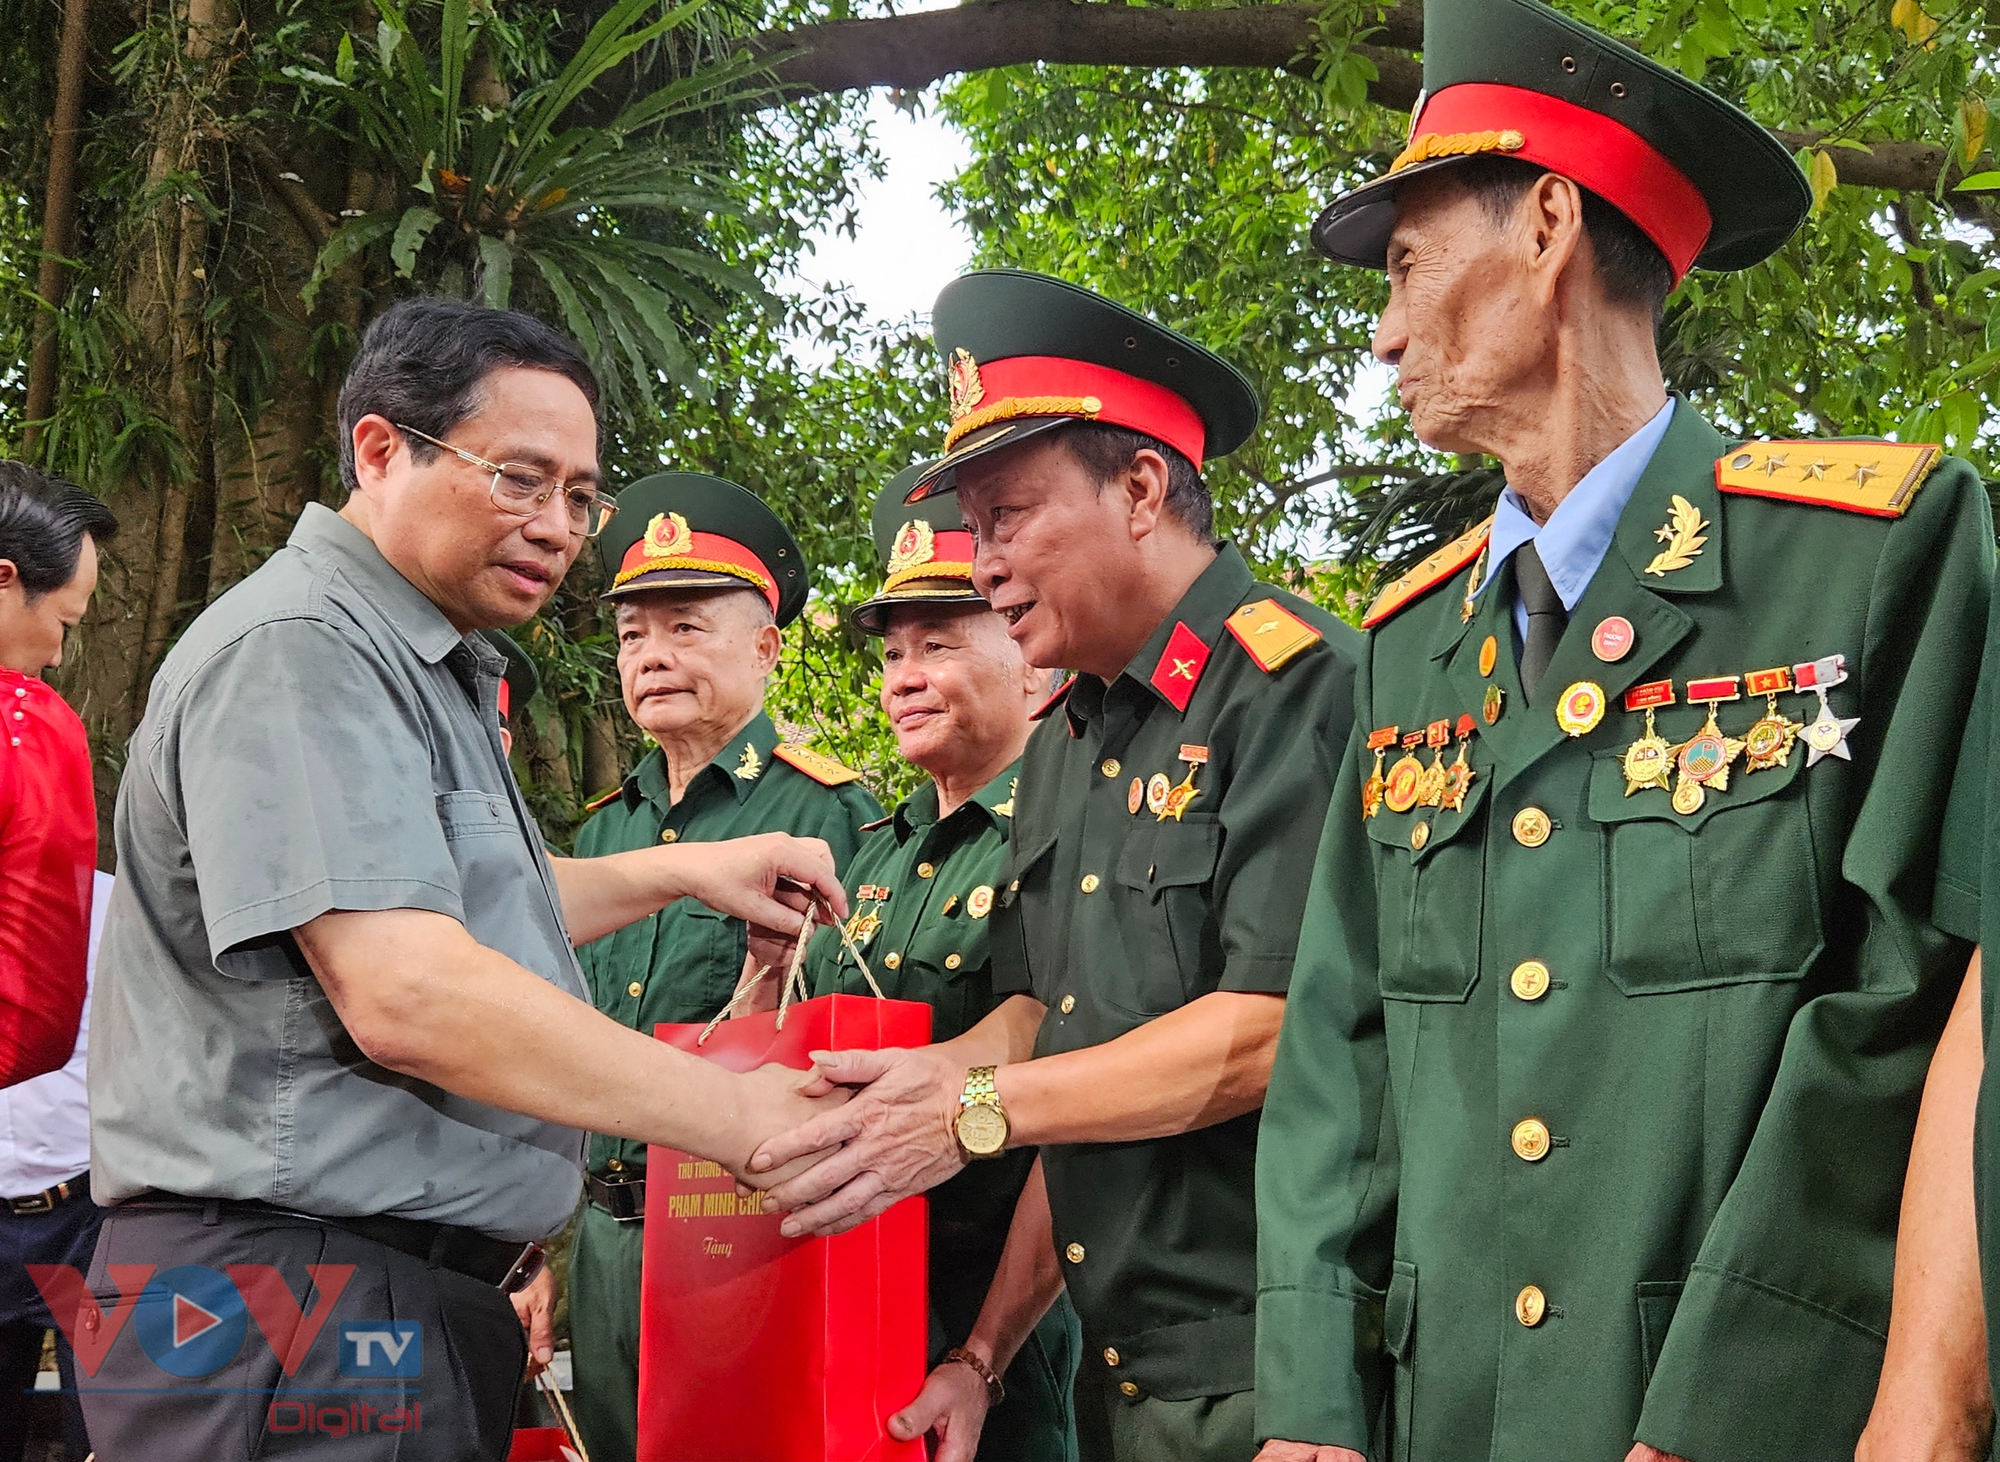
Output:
[783, 463, 1083, 1462]
[1251, 2, 1994, 1461]
[566, 471, 882, 1462]
[749, 270, 1362, 1462]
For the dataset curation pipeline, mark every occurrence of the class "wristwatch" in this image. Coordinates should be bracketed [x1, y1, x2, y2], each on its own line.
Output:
[953, 1065, 1011, 1159]
[943, 1345, 1006, 1405]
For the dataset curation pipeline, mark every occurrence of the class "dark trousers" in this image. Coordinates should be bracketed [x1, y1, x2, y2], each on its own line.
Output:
[0, 1176, 102, 1460]
[76, 1204, 526, 1462]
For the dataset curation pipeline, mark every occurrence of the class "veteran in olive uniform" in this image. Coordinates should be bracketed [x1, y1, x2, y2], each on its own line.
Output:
[750, 271, 1362, 1462]
[1253, 3, 1993, 1461]
[567, 472, 882, 1462]
[791, 463, 1082, 1462]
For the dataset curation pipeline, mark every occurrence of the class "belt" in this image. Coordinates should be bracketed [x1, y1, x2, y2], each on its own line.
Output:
[585, 1170, 646, 1222]
[5, 1174, 86, 1216]
[128, 1194, 545, 1294]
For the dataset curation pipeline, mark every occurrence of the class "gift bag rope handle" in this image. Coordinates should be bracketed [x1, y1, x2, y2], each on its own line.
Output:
[695, 898, 886, 1045]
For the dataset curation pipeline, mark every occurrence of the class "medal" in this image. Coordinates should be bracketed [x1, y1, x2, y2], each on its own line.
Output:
[1555, 681, 1607, 738]
[967, 885, 994, 919]
[1362, 726, 1398, 819]
[1620, 680, 1675, 796]
[1483, 683, 1505, 726]
[1157, 744, 1207, 822]
[1442, 714, 1477, 812]
[1383, 731, 1425, 814]
[1741, 666, 1803, 772]
[1478, 635, 1498, 677]
[1146, 773, 1171, 816]
[1415, 719, 1452, 808]
[1673, 676, 1745, 809]
[1794, 654, 1858, 765]
[1591, 616, 1635, 663]
[1128, 777, 1144, 815]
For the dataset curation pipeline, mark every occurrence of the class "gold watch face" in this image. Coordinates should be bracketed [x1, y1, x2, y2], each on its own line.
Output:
[955, 1102, 1009, 1157]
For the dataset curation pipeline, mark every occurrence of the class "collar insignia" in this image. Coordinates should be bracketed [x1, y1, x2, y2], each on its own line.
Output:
[735, 741, 763, 780]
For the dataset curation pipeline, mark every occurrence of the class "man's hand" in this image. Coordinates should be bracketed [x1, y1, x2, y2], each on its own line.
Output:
[749, 1045, 968, 1237]
[887, 1356, 992, 1462]
[511, 1266, 556, 1380]
[1255, 1443, 1367, 1461]
[681, 833, 847, 938]
[1624, 1445, 1691, 1462]
[725, 1060, 853, 1190]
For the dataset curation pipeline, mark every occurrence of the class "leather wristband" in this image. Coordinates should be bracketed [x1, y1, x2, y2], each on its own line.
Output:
[943, 1345, 1006, 1406]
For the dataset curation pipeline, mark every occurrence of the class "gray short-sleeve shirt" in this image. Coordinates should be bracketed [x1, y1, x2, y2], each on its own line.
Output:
[89, 504, 587, 1242]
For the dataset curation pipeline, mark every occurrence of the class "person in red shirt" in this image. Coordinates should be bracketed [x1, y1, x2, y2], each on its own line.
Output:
[0, 462, 115, 1088]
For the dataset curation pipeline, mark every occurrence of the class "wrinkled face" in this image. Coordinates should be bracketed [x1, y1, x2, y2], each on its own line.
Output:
[879, 603, 1033, 778]
[359, 366, 599, 631]
[1372, 173, 1549, 454]
[955, 435, 1134, 672]
[0, 533, 97, 675]
[615, 587, 779, 744]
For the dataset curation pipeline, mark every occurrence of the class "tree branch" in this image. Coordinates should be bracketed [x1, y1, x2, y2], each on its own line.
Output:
[751, 1, 1982, 195]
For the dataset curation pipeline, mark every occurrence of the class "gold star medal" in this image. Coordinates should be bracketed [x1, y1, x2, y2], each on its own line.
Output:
[1383, 732, 1426, 814]
[1741, 666, 1803, 772]
[1157, 744, 1208, 822]
[1794, 654, 1859, 765]
[1362, 726, 1398, 819]
[1442, 715, 1478, 812]
[1672, 676, 1746, 813]
[1620, 680, 1676, 796]
[1416, 719, 1452, 808]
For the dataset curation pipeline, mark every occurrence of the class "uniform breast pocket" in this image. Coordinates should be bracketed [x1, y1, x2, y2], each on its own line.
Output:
[1364, 775, 1489, 1003]
[1110, 816, 1221, 1015]
[1587, 750, 1823, 994]
[674, 903, 748, 1016]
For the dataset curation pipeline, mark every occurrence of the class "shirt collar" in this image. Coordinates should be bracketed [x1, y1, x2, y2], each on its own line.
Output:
[290, 503, 467, 665]
[1064, 545, 1252, 732]
[635, 710, 781, 807]
[1481, 397, 1677, 612]
[892, 757, 1022, 841]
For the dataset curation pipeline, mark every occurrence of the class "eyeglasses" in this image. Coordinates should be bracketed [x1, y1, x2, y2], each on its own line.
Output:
[395, 423, 618, 538]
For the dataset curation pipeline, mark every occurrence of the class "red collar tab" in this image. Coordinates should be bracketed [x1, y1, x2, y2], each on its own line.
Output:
[495, 680, 511, 721]
[1149, 622, 1212, 713]
[1031, 677, 1076, 722]
[946, 355, 1207, 467]
[1405, 83, 1712, 283]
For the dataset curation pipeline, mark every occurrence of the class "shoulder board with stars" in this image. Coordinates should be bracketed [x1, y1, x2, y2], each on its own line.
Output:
[581, 784, 624, 815]
[1225, 597, 1322, 673]
[1716, 440, 1942, 517]
[772, 743, 866, 787]
[1031, 677, 1075, 722]
[1362, 515, 1495, 629]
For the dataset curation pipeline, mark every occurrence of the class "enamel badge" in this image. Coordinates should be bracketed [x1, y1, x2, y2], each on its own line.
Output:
[1741, 666, 1803, 772]
[1620, 680, 1676, 796]
[1363, 726, 1399, 820]
[1384, 732, 1425, 814]
[1795, 654, 1859, 765]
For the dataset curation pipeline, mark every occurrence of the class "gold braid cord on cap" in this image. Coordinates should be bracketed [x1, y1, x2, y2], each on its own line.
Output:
[1390, 128, 1526, 175]
[944, 395, 1104, 450]
[611, 555, 773, 592]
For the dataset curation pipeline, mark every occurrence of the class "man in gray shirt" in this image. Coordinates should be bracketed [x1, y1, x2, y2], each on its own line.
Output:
[78, 299, 847, 1460]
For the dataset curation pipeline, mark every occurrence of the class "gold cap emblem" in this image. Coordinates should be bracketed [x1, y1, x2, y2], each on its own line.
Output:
[643, 510, 693, 559]
[948, 348, 985, 422]
[887, 519, 937, 574]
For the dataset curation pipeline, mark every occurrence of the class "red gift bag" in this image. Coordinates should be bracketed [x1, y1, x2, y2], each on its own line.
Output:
[638, 992, 931, 1462]
[507, 1428, 579, 1461]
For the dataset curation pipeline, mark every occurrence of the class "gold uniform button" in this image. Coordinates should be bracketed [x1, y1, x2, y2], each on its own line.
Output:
[1516, 1285, 1547, 1327]
[944, 953, 962, 970]
[1118, 1381, 1142, 1399]
[1103, 1347, 1121, 1367]
[1510, 960, 1551, 1001]
[1080, 874, 1101, 894]
[884, 952, 903, 970]
[659, 829, 678, 844]
[1059, 994, 1076, 1014]
[626, 981, 644, 998]
[1511, 1117, 1551, 1162]
[1101, 759, 1121, 778]
[1410, 821, 1430, 851]
[918, 862, 936, 879]
[1512, 807, 1553, 847]
[1009, 879, 1021, 893]
[1065, 1243, 1086, 1264]
[607, 1158, 624, 1172]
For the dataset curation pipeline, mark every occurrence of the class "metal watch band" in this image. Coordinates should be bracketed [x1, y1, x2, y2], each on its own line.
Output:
[943, 1345, 1006, 1406]
[961, 1064, 1000, 1109]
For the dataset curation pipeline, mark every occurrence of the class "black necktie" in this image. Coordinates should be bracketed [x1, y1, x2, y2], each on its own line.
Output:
[1514, 540, 1566, 704]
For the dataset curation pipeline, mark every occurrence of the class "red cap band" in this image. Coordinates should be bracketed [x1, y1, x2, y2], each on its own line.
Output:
[950, 356, 1207, 466]
[1409, 83, 1712, 282]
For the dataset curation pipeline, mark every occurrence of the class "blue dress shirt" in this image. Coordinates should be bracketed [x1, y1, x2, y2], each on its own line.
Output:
[1482, 398, 1677, 641]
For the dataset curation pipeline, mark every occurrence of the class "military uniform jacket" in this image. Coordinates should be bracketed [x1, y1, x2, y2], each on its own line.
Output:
[806, 763, 1037, 1295]
[574, 710, 881, 1175]
[1255, 401, 1991, 1461]
[992, 545, 1360, 1404]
